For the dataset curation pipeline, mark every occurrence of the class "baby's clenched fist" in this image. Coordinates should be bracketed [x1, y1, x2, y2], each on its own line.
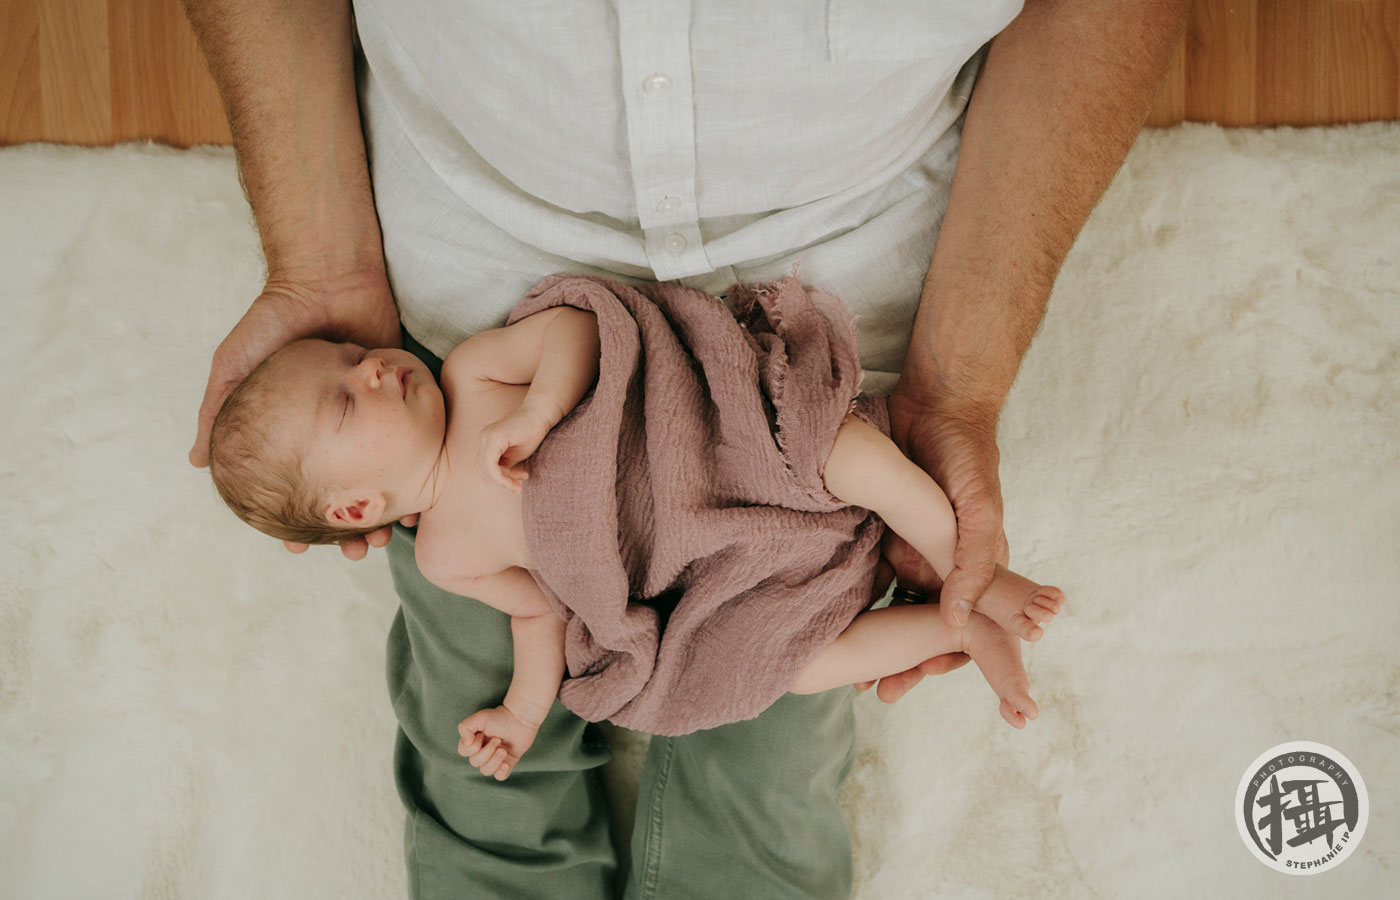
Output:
[458, 705, 540, 781]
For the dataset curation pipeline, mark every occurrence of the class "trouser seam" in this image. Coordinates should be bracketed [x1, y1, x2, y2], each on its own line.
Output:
[638, 737, 676, 900]
[410, 807, 423, 898]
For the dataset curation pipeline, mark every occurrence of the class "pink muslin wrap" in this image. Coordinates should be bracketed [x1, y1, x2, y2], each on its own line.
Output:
[507, 271, 890, 736]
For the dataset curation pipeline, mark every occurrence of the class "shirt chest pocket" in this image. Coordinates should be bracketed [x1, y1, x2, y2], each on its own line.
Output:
[826, 0, 1024, 62]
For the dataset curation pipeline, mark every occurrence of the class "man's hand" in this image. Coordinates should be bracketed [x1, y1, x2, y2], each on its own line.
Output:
[879, 0, 1186, 621]
[885, 386, 1010, 629]
[191, 271, 406, 559]
[853, 542, 974, 703]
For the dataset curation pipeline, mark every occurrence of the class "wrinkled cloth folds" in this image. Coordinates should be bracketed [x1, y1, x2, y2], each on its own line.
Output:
[507, 271, 889, 735]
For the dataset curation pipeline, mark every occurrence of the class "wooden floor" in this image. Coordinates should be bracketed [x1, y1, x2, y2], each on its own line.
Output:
[2, 0, 1399, 147]
[1147, 0, 1400, 126]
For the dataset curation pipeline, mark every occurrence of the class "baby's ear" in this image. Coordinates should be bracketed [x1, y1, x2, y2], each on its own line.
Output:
[324, 490, 387, 528]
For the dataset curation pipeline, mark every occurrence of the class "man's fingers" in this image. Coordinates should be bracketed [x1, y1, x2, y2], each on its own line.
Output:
[870, 556, 895, 604]
[340, 537, 369, 561]
[190, 369, 238, 467]
[940, 562, 996, 627]
[871, 652, 971, 703]
[917, 651, 971, 676]
[365, 525, 393, 548]
[875, 668, 923, 703]
[283, 540, 310, 555]
[941, 507, 1002, 624]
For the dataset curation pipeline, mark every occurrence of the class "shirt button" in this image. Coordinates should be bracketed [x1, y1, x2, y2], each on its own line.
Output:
[642, 73, 672, 96]
[657, 195, 681, 214]
[664, 233, 687, 253]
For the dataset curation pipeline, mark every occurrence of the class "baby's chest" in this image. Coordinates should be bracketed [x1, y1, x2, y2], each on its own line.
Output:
[431, 382, 532, 575]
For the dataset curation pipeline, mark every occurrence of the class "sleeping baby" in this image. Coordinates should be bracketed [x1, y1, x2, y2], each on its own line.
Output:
[208, 275, 1064, 781]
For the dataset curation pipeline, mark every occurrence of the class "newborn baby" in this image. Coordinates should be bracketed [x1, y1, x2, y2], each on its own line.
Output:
[209, 304, 1064, 780]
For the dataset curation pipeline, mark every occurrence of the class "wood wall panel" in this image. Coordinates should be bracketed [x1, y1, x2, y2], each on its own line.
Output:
[107, 0, 228, 144]
[38, 0, 111, 144]
[1177, 0, 1259, 126]
[2, 0, 1399, 147]
[1259, 0, 1329, 123]
[1, 0, 42, 140]
[0, 0, 229, 146]
[1328, 0, 1400, 121]
[1148, 0, 1400, 127]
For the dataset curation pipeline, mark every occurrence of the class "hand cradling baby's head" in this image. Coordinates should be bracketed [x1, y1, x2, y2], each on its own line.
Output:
[208, 342, 377, 546]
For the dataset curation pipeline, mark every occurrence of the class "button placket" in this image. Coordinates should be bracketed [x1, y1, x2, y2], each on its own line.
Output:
[615, 0, 709, 281]
[642, 72, 672, 96]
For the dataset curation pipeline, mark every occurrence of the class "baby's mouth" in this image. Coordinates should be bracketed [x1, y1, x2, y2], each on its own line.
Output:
[399, 368, 410, 399]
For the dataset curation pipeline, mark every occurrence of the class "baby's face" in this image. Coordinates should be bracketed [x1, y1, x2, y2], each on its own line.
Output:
[270, 339, 446, 498]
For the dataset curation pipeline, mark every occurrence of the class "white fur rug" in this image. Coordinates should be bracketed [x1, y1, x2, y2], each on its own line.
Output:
[1, 123, 1396, 899]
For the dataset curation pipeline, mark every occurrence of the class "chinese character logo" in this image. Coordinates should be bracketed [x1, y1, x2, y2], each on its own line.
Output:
[1235, 741, 1369, 875]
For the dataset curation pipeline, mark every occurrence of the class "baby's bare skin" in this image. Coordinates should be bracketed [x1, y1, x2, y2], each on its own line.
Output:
[412, 373, 537, 578]
[790, 412, 1065, 726]
[281, 310, 1063, 779]
[426, 392, 1065, 732]
[420, 362, 1066, 733]
[823, 414, 1065, 641]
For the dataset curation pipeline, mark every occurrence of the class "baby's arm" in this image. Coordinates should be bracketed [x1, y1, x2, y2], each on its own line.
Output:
[501, 612, 566, 730]
[449, 306, 600, 426]
[446, 306, 600, 491]
[452, 568, 567, 780]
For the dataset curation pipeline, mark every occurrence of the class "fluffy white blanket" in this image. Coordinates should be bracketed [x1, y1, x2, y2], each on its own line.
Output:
[1, 124, 1396, 898]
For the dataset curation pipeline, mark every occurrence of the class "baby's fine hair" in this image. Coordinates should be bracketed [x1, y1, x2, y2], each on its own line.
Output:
[208, 352, 381, 546]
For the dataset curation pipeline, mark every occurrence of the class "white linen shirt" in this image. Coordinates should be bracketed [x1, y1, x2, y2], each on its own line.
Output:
[352, 0, 1023, 394]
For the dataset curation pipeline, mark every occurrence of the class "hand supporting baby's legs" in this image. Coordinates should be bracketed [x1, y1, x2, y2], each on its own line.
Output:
[822, 413, 1065, 637]
[790, 605, 1039, 728]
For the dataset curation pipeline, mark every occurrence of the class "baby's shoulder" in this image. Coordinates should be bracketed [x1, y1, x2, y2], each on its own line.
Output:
[443, 323, 513, 371]
[440, 339, 480, 392]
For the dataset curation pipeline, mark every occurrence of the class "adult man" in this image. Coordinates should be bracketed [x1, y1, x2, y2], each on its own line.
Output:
[184, 2, 1185, 897]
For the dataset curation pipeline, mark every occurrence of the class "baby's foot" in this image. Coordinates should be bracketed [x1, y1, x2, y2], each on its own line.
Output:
[956, 610, 1039, 728]
[961, 564, 1065, 643]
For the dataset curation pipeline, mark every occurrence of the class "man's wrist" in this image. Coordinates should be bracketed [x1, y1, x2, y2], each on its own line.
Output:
[258, 194, 386, 284]
[891, 364, 1004, 432]
[263, 261, 390, 304]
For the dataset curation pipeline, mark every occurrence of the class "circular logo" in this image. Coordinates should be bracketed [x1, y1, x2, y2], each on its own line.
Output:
[1235, 741, 1368, 874]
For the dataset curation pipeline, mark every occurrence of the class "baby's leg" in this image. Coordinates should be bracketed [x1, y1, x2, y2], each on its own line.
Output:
[822, 413, 1064, 638]
[790, 606, 1038, 728]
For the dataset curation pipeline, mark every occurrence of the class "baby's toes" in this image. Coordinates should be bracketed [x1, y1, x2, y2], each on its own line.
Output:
[1000, 691, 1039, 729]
[1000, 698, 1027, 729]
[1011, 611, 1045, 642]
[1027, 587, 1064, 624]
[1036, 586, 1065, 612]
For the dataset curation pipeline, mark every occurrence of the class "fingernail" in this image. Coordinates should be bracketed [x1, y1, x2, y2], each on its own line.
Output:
[954, 601, 970, 625]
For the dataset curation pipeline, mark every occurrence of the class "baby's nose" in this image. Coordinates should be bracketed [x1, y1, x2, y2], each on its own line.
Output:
[359, 355, 387, 387]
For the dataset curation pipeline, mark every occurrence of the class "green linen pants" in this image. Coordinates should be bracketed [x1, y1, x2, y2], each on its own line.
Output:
[387, 331, 868, 900]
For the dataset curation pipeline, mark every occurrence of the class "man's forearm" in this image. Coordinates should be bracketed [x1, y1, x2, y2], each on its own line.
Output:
[181, 0, 384, 283]
[904, 0, 1188, 417]
[503, 613, 567, 729]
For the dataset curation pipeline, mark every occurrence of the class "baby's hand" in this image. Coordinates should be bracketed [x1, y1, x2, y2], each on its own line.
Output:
[479, 405, 553, 493]
[458, 705, 540, 781]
